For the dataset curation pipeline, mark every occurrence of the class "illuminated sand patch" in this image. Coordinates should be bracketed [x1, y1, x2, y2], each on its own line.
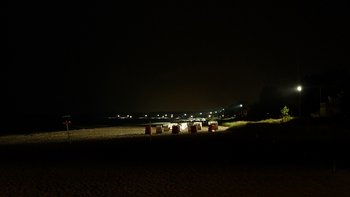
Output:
[223, 118, 294, 128]
[0, 126, 229, 145]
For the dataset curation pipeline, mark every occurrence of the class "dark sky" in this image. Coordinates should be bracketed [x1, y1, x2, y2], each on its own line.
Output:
[5, 0, 349, 115]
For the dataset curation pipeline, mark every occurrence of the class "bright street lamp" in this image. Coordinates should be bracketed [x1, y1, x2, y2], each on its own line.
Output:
[296, 85, 302, 117]
[297, 85, 302, 92]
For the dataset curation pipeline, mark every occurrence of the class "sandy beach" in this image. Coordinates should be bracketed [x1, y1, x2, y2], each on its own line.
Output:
[1, 120, 350, 196]
[1, 161, 350, 197]
[0, 126, 228, 145]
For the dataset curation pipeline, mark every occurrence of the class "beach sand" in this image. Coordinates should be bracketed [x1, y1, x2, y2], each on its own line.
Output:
[1, 161, 350, 196]
[0, 126, 228, 145]
[1, 121, 350, 196]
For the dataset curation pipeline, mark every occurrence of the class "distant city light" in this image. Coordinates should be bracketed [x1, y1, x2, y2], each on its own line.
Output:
[199, 112, 202, 115]
[170, 114, 174, 118]
[208, 115, 212, 118]
[210, 112, 212, 114]
[184, 113, 187, 116]
[190, 115, 193, 118]
[145, 115, 148, 117]
[239, 104, 243, 107]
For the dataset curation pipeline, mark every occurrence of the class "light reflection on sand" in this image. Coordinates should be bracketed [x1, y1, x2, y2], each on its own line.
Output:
[0, 126, 228, 145]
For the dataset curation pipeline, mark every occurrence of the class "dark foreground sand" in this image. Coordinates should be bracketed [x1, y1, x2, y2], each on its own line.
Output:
[2, 162, 350, 197]
[1, 120, 350, 196]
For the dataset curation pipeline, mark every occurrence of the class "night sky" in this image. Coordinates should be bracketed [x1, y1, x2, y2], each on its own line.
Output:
[5, 0, 349, 115]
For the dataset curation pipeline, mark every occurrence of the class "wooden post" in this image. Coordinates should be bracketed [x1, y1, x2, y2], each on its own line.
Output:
[63, 120, 72, 144]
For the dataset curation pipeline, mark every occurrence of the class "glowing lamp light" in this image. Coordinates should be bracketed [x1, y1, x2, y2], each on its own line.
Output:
[297, 85, 302, 92]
